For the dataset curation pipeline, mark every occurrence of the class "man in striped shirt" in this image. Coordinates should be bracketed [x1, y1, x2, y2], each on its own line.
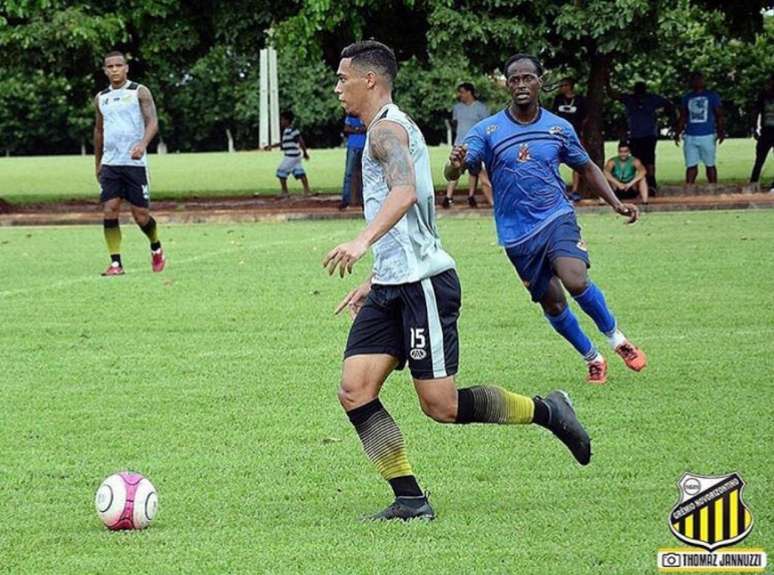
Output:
[266, 111, 311, 197]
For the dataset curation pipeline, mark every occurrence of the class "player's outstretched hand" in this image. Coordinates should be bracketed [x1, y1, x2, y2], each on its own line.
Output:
[335, 280, 372, 319]
[323, 238, 368, 278]
[615, 202, 639, 224]
[448, 144, 467, 169]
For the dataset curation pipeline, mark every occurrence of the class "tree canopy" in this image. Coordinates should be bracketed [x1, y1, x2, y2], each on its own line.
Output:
[0, 0, 771, 156]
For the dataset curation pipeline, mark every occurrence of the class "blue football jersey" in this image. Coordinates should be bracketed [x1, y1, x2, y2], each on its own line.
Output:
[464, 108, 590, 246]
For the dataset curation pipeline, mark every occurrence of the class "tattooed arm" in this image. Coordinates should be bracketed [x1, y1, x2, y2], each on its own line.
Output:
[323, 120, 417, 277]
[356, 120, 416, 245]
[130, 85, 159, 159]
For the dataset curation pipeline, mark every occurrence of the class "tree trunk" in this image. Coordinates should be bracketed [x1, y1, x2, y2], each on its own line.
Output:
[581, 49, 610, 196]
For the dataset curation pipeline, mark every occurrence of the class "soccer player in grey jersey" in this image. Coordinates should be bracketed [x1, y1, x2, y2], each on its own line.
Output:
[94, 51, 164, 276]
[324, 40, 592, 522]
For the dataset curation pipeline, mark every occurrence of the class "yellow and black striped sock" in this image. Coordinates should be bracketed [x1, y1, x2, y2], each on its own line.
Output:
[456, 386, 544, 425]
[139, 216, 161, 251]
[346, 399, 422, 497]
[103, 219, 122, 264]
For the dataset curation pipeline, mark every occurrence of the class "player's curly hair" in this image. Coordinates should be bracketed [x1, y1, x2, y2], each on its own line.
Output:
[504, 54, 544, 77]
[341, 40, 398, 85]
[504, 53, 562, 94]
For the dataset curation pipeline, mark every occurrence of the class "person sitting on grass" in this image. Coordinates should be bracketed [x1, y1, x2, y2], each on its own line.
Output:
[265, 111, 312, 198]
[604, 142, 649, 204]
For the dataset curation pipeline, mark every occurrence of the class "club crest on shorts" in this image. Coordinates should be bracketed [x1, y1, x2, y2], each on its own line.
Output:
[669, 472, 753, 552]
[577, 240, 588, 252]
[517, 143, 531, 162]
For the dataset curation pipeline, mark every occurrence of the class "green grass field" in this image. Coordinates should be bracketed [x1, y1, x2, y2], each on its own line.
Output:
[1, 211, 773, 574]
[1, 139, 771, 205]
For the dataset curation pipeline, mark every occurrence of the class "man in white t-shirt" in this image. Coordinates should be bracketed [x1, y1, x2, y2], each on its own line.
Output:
[442, 83, 491, 208]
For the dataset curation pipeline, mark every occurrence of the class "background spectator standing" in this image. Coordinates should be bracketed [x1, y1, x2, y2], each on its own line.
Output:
[604, 142, 649, 204]
[266, 111, 312, 197]
[552, 77, 588, 201]
[339, 114, 366, 209]
[748, 76, 774, 193]
[608, 80, 674, 194]
[443, 82, 491, 208]
[675, 71, 725, 187]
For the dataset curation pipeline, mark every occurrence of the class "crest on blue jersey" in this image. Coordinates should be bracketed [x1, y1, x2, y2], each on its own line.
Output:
[517, 143, 531, 162]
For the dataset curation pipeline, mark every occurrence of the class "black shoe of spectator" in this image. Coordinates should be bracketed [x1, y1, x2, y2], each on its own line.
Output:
[468, 195, 478, 208]
[442, 196, 452, 209]
[338, 200, 349, 211]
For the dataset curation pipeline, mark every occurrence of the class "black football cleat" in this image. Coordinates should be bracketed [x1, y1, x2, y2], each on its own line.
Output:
[468, 195, 478, 208]
[365, 494, 435, 522]
[541, 390, 591, 466]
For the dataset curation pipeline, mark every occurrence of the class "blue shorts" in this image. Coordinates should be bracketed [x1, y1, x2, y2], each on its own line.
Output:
[276, 156, 306, 179]
[504, 213, 590, 302]
[683, 134, 716, 168]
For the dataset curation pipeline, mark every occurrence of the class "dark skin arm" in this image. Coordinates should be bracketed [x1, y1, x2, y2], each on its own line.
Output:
[603, 159, 623, 188]
[93, 95, 104, 181]
[714, 106, 725, 144]
[662, 99, 677, 134]
[447, 148, 636, 222]
[298, 135, 310, 160]
[323, 120, 417, 278]
[675, 105, 687, 145]
[445, 144, 468, 181]
[129, 86, 158, 160]
[576, 161, 639, 223]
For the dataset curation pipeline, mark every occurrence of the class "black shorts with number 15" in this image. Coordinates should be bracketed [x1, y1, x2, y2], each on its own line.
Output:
[344, 269, 461, 380]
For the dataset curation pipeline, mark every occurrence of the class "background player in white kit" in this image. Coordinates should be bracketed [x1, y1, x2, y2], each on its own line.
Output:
[324, 41, 592, 522]
[94, 51, 165, 276]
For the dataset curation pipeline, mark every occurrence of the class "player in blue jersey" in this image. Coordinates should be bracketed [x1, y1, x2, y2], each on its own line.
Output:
[446, 54, 647, 384]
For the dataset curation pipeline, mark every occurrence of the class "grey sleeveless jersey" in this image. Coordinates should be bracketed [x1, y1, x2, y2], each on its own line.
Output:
[97, 82, 147, 167]
[363, 104, 455, 285]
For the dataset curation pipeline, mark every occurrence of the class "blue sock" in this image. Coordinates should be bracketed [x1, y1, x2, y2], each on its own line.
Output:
[573, 282, 616, 336]
[545, 306, 597, 361]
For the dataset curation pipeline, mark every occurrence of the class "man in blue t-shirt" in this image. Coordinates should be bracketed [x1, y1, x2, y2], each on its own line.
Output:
[675, 71, 725, 186]
[608, 80, 674, 192]
[339, 114, 366, 209]
[445, 53, 647, 384]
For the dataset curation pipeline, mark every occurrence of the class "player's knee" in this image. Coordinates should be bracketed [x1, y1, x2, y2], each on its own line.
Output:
[337, 380, 373, 411]
[561, 271, 588, 296]
[132, 211, 150, 226]
[418, 396, 456, 423]
[542, 300, 566, 317]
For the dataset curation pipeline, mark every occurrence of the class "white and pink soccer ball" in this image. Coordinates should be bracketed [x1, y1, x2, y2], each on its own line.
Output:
[95, 472, 158, 530]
